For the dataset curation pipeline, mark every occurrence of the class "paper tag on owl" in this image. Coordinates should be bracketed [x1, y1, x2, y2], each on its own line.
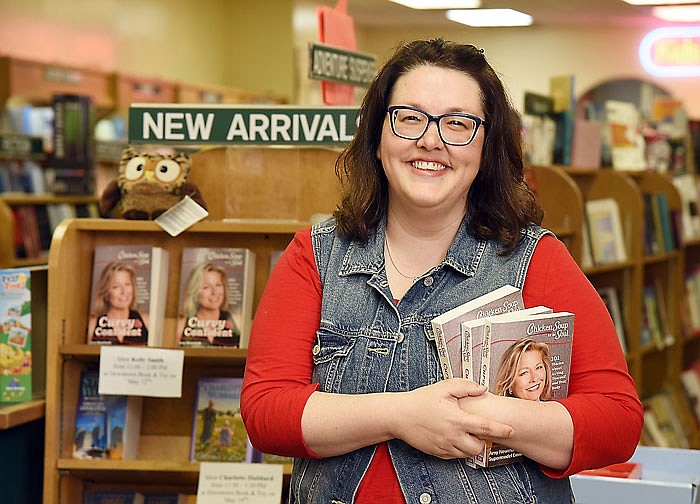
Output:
[155, 195, 209, 236]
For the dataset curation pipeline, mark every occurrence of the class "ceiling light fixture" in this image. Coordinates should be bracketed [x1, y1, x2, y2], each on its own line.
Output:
[388, 0, 481, 9]
[652, 6, 700, 22]
[446, 8, 533, 27]
[623, 0, 698, 5]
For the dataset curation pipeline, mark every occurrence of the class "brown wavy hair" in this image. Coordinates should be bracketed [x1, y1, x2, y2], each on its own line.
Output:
[333, 38, 542, 254]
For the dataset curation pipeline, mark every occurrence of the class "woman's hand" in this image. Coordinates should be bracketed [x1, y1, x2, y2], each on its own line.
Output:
[391, 379, 514, 459]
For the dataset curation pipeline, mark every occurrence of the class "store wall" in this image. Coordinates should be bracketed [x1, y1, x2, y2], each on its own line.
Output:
[0, 0, 697, 115]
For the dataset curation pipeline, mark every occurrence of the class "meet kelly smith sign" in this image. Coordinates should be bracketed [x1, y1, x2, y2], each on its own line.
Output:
[128, 105, 359, 146]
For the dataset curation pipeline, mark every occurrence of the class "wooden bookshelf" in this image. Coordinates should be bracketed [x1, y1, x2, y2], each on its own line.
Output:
[42, 218, 303, 503]
[0, 398, 46, 430]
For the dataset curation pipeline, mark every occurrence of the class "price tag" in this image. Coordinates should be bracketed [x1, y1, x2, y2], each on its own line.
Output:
[197, 462, 283, 503]
[98, 346, 184, 397]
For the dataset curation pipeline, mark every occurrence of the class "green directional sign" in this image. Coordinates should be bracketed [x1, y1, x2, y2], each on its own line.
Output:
[308, 42, 376, 87]
[128, 105, 359, 146]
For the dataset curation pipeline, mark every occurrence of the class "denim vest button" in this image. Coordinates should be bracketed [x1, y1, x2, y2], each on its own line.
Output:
[396, 332, 404, 343]
[423, 276, 434, 287]
[419, 492, 432, 503]
[312, 344, 321, 355]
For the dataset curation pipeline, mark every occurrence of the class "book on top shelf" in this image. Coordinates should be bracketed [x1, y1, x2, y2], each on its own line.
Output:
[585, 198, 628, 265]
[86, 244, 169, 346]
[191, 376, 250, 463]
[473, 309, 574, 468]
[176, 247, 256, 349]
[430, 285, 523, 380]
[85, 491, 144, 504]
[0, 267, 36, 403]
[73, 366, 142, 460]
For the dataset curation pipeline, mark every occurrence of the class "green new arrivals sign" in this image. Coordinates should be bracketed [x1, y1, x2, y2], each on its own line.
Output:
[128, 105, 359, 146]
[308, 42, 376, 87]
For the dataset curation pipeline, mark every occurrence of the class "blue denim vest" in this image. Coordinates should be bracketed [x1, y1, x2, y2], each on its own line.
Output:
[289, 217, 574, 504]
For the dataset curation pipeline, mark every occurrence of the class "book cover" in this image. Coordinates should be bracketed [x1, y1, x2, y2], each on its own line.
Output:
[87, 244, 169, 346]
[176, 247, 256, 348]
[476, 310, 574, 467]
[461, 305, 552, 386]
[430, 285, 523, 380]
[142, 493, 187, 504]
[85, 491, 144, 504]
[73, 367, 142, 460]
[585, 198, 627, 265]
[191, 376, 249, 462]
[0, 268, 34, 403]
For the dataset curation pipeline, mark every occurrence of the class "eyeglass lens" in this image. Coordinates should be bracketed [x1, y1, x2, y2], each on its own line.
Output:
[391, 108, 478, 145]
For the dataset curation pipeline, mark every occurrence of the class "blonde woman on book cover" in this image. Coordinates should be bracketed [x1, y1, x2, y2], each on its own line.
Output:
[241, 38, 643, 503]
[494, 338, 553, 402]
[87, 261, 148, 345]
[177, 262, 240, 346]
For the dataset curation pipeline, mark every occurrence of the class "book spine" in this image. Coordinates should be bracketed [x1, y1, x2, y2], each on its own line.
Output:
[431, 322, 453, 379]
[461, 323, 473, 381]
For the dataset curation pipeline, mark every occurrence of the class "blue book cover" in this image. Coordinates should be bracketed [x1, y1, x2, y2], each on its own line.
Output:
[85, 491, 144, 504]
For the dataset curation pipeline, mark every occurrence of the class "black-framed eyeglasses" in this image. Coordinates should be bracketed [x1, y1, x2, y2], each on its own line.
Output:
[387, 105, 487, 146]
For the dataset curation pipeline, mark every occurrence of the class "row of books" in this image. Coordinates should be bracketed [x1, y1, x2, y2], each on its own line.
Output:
[429, 285, 575, 467]
[13, 202, 99, 260]
[86, 245, 257, 349]
[74, 368, 291, 467]
[85, 491, 186, 504]
[642, 389, 692, 450]
[522, 80, 692, 173]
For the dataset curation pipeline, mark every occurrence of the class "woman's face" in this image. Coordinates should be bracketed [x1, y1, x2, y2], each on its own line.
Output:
[378, 64, 485, 218]
[108, 270, 134, 310]
[198, 270, 226, 312]
[512, 349, 547, 401]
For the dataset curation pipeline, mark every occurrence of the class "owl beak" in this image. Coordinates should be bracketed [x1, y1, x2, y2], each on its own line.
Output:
[144, 171, 154, 181]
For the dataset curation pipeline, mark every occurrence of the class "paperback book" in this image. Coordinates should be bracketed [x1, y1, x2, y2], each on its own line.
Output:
[191, 376, 249, 462]
[176, 247, 256, 348]
[142, 493, 188, 504]
[474, 310, 574, 467]
[431, 285, 523, 380]
[85, 491, 144, 504]
[73, 366, 142, 460]
[0, 268, 36, 403]
[87, 245, 169, 346]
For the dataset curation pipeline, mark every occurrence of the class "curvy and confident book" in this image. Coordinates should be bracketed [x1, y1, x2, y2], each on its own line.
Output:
[176, 247, 256, 349]
[431, 285, 523, 380]
[87, 244, 169, 346]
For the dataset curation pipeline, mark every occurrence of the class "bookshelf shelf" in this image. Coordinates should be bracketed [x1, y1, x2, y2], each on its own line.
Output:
[0, 398, 46, 430]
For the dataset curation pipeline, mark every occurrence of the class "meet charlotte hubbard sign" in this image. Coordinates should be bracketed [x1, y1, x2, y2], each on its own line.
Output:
[128, 104, 359, 146]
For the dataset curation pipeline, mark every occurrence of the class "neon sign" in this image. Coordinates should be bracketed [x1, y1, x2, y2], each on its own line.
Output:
[639, 26, 700, 77]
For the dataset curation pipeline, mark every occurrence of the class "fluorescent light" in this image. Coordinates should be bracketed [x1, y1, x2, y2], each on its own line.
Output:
[652, 6, 700, 21]
[623, 0, 698, 5]
[388, 0, 481, 9]
[446, 8, 533, 27]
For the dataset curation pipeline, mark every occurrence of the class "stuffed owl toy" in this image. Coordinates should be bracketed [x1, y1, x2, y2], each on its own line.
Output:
[99, 148, 206, 219]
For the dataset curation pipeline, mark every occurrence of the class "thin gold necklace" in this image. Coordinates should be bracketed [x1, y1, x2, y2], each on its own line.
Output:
[385, 237, 417, 281]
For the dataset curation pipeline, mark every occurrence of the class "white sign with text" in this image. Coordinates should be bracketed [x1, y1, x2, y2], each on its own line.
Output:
[98, 346, 184, 397]
[197, 462, 283, 503]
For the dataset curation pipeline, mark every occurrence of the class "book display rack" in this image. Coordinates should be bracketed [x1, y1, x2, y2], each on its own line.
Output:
[42, 219, 303, 503]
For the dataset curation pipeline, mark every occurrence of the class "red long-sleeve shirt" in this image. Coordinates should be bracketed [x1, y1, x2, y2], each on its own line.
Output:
[241, 229, 643, 503]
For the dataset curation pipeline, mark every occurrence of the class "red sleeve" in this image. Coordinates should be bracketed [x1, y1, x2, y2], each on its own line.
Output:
[523, 235, 643, 477]
[241, 228, 321, 458]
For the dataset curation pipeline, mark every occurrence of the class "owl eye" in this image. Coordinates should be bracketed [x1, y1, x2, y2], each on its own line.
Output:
[155, 159, 182, 183]
[124, 156, 147, 180]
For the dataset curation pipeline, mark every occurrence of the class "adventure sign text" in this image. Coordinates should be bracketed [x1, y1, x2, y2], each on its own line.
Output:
[128, 105, 359, 146]
[308, 42, 376, 87]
